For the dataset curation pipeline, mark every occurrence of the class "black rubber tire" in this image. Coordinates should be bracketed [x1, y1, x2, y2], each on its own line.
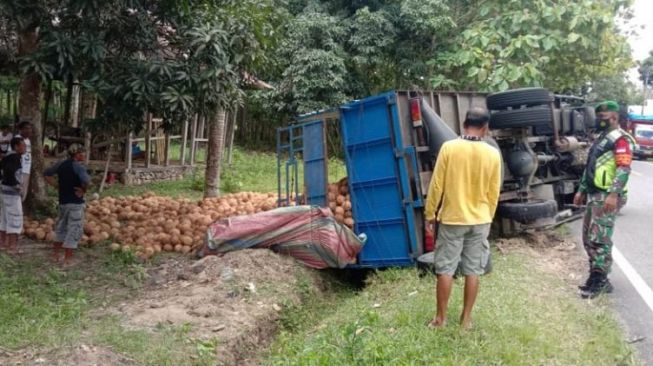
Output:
[486, 88, 553, 110]
[490, 106, 553, 129]
[497, 199, 558, 223]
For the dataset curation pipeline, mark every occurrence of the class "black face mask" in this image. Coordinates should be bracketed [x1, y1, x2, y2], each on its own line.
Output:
[596, 119, 611, 131]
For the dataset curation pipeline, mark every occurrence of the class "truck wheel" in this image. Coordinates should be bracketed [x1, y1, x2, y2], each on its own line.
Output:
[497, 199, 558, 223]
[490, 106, 552, 129]
[487, 88, 553, 110]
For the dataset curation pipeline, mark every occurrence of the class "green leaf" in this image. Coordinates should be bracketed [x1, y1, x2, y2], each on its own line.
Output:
[477, 68, 488, 83]
[567, 33, 580, 43]
[542, 37, 555, 51]
[507, 67, 521, 82]
[525, 36, 539, 48]
[480, 5, 491, 17]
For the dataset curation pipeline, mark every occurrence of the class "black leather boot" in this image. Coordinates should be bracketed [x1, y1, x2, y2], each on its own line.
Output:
[580, 272, 613, 299]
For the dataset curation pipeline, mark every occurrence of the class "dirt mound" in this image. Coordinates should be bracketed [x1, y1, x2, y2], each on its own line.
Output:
[494, 231, 587, 285]
[1, 344, 135, 366]
[108, 249, 325, 365]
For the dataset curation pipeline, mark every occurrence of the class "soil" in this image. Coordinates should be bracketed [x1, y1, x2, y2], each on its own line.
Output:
[3, 227, 589, 365]
[1, 239, 327, 366]
[494, 229, 588, 286]
[0, 344, 136, 366]
[106, 250, 325, 365]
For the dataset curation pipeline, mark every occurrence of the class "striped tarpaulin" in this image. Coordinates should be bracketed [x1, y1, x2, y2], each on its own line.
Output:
[204, 206, 365, 269]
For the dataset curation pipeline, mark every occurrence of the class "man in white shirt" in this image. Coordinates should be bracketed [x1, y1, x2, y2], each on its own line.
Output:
[13, 121, 32, 201]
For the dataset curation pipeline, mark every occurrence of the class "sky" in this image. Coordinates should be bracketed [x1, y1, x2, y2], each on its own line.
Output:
[621, 0, 653, 112]
[623, 0, 653, 85]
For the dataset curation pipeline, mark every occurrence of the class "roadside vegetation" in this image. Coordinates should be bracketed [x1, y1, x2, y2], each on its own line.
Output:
[1, 147, 639, 365]
[100, 147, 347, 200]
[266, 253, 637, 366]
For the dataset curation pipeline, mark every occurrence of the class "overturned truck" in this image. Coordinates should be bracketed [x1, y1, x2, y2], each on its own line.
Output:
[277, 88, 595, 268]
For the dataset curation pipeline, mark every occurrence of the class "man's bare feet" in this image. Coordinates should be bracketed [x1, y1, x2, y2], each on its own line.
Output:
[460, 316, 473, 330]
[428, 317, 447, 329]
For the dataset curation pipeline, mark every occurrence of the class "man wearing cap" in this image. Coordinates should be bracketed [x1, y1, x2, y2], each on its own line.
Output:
[44, 144, 91, 267]
[574, 101, 636, 299]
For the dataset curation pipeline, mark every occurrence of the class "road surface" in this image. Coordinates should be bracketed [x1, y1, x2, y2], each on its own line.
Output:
[571, 160, 653, 363]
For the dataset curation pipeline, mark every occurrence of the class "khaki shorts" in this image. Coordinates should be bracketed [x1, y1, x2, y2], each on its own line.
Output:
[434, 223, 491, 276]
[55, 203, 85, 249]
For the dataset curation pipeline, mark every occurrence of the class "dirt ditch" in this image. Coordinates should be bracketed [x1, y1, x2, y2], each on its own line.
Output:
[108, 250, 327, 365]
[1, 241, 329, 366]
[2, 228, 590, 366]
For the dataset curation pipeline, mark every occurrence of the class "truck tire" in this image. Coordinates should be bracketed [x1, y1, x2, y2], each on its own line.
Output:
[490, 106, 553, 129]
[486, 88, 553, 110]
[497, 199, 558, 223]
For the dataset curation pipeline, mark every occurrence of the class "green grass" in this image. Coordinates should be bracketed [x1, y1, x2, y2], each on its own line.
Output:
[265, 251, 638, 366]
[100, 146, 347, 200]
[0, 249, 218, 365]
[0, 249, 142, 349]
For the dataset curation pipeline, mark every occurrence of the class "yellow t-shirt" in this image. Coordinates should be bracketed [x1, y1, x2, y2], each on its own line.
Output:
[424, 138, 502, 225]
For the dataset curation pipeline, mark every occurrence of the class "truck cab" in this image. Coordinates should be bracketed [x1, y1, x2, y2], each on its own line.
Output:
[628, 114, 653, 159]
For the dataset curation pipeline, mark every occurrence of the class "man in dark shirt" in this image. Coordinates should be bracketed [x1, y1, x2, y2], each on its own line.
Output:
[0, 137, 26, 255]
[44, 144, 91, 266]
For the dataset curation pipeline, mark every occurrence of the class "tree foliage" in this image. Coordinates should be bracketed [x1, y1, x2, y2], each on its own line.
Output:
[1, 0, 642, 195]
[433, 0, 634, 92]
[259, 0, 636, 121]
[639, 50, 653, 87]
[586, 73, 644, 105]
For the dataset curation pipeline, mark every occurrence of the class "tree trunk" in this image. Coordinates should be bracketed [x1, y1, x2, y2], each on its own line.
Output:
[226, 107, 238, 166]
[41, 79, 53, 145]
[62, 75, 73, 126]
[18, 26, 47, 210]
[80, 89, 96, 126]
[70, 82, 80, 127]
[204, 107, 227, 198]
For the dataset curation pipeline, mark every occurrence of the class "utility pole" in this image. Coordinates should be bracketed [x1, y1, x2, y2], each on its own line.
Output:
[642, 71, 649, 115]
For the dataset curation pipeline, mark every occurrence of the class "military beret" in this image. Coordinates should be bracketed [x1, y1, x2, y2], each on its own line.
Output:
[595, 100, 619, 112]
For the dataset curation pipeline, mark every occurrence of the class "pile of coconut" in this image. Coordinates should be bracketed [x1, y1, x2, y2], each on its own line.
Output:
[23, 191, 278, 260]
[327, 177, 354, 230]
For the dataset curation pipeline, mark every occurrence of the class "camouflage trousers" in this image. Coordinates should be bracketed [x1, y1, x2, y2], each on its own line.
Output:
[582, 192, 625, 274]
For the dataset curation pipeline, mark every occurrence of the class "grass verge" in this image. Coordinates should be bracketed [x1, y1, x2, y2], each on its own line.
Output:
[0, 249, 217, 365]
[265, 251, 638, 366]
[99, 146, 346, 200]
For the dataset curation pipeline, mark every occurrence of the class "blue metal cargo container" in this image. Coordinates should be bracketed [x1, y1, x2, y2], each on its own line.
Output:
[277, 90, 487, 268]
[340, 92, 423, 267]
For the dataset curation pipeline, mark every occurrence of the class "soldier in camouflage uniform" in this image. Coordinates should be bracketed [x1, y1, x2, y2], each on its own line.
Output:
[574, 101, 636, 299]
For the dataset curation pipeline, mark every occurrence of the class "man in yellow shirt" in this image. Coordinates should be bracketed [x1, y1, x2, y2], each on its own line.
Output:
[425, 107, 502, 329]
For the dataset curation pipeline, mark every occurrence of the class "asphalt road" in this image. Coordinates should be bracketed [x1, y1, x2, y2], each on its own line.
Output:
[571, 160, 653, 363]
